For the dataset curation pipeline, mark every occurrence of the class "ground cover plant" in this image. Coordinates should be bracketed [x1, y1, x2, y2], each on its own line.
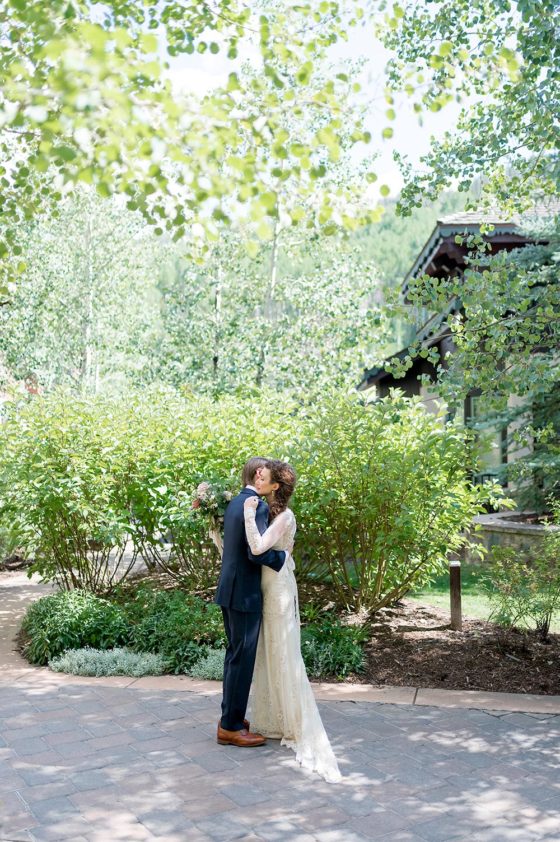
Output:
[21, 589, 130, 666]
[21, 581, 371, 681]
[49, 647, 167, 677]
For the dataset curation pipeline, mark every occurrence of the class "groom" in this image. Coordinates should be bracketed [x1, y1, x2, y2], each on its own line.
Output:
[214, 457, 286, 747]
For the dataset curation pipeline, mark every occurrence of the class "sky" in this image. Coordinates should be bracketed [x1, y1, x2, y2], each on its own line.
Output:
[163, 11, 462, 198]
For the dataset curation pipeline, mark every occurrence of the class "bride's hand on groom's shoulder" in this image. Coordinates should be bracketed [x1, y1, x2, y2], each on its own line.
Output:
[244, 497, 259, 511]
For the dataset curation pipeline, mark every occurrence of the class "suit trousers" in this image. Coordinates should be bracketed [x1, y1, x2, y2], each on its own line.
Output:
[220, 606, 261, 731]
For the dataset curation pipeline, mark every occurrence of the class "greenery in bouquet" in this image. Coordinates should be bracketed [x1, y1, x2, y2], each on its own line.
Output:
[191, 478, 237, 558]
[192, 479, 235, 523]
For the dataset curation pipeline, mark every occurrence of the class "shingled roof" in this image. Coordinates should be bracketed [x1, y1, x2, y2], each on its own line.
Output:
[403, 198, 560, 293]
[358, 197, 559, 393]
[437, 198, 560, 228]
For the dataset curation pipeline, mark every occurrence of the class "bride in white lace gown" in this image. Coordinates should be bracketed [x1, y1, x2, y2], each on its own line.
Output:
[243, 460, 342, 784]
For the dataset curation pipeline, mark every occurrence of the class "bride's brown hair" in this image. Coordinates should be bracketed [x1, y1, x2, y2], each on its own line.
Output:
[266, 459, 296, 521]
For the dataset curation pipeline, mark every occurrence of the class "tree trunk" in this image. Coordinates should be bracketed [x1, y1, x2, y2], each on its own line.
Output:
[255, 219, 279, 387]
[82, 215, 96, 393]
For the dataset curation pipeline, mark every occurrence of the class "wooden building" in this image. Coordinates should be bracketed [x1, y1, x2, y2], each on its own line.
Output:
[357, 204, 558, 483]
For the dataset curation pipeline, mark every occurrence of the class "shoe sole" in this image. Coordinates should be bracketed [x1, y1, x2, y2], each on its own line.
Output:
[216, 739, 266, 746]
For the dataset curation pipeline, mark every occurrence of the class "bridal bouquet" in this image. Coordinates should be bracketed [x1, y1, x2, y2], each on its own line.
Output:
[192, 480, 234, 556]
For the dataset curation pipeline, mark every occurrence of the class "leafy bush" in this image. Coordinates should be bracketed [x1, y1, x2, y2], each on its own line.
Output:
[0, 389, 290, 593]
[0, 523, 24, 563]
[484, 506, 560, 640]
[21, 590, 130, 665]
[0, 392, 145, 592]
[187, 648, 226, 680]
[124, 584, 226, 673]
[300, 610, 368, 679]
[0, 387, 505, 610]
[292, 390, 507, 611]
[49, 647, 167, 677]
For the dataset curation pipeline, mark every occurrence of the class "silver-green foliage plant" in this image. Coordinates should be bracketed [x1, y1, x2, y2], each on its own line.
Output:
[48, 646, 167, 677]
[187, 648, 226, 681]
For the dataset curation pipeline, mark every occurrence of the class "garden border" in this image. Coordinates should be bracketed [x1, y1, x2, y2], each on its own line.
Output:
[2, 571, 560, 716]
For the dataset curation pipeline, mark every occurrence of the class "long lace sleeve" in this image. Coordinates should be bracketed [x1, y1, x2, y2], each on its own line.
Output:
[244, 506, 289, 555]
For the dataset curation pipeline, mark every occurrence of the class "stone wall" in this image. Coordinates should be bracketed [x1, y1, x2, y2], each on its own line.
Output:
[465, 511, 556, 564]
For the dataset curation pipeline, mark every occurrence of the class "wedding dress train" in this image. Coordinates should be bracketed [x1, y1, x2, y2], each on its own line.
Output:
[244, 506, 342, 783]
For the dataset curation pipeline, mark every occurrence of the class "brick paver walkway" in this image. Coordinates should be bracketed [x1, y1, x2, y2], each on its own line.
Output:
[1, 573, 560, 841]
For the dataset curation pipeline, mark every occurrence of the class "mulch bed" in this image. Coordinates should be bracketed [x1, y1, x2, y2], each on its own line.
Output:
[360, 598, 560, 696]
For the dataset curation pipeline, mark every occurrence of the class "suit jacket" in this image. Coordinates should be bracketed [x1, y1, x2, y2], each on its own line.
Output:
[214, 487, 286, 613]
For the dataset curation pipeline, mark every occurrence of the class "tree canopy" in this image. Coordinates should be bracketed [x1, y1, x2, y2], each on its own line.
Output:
[0, 0, 379, 297]
[375, 0, 559, 215]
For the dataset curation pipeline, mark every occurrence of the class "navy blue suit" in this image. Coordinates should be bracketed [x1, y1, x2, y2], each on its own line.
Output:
[214, 487, 286, 731]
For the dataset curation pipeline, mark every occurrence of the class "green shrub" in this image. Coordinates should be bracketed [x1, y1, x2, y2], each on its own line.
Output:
[49, 646, 167, 677]
[484, 507, 560, 640]
[0, 391, 145, 593]
[292, 390, 508, 611]
[300, 612, 368, 679]
[0, 523, 24, 563]
[187, 648, 226, 680]
[0, 389, 290, 593]
[0, 387, 506, 611]
[125, 584, 226, 673]
[21, 590, 130, 665]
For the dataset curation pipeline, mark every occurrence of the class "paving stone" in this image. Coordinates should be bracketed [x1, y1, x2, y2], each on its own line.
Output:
[0, 830, 35, 841]
[9, 738, 49, 757]
[0, 813, 39, 837]
[350, 808, 411, 839]
[0, 616, 559, 842]
[468, 827, 543, 841]
[26, 816, 93, 842]
[14, 765, 67, 787]
[414, 813, 494, 841]
[70, 769, 112, 792]
[249, 820, 316, 842]
[136, 808, 198, 836]
[182, 795, 238, 821]
[315, 830, 372, 842]
[17, 779, 77, 804]
[28, 795, 82, 822]
[196, 750, 242, 773]
[218, 783, 272, 807]
[194, 809, 257, 841]
[44, 728, 91, 746]
[298, 805, 351, 831]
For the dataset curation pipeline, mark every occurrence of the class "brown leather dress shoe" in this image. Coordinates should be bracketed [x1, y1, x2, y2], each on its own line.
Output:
[217, 724, 266, 747]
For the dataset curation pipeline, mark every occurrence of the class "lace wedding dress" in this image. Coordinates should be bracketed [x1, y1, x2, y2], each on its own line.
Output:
[244, 506, 342, 783]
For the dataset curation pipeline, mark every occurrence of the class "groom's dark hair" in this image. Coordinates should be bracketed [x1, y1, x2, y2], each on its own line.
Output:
[242, 457, 267, 487]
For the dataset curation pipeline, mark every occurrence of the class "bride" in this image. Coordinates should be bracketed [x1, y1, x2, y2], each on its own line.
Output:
[243, 459, 342, 784]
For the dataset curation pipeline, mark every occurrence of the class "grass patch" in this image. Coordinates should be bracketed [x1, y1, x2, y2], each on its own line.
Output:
[409, 564, 560, 633]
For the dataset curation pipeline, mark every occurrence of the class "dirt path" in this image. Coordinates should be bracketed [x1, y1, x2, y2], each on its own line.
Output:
[0, 570, 57, 676]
